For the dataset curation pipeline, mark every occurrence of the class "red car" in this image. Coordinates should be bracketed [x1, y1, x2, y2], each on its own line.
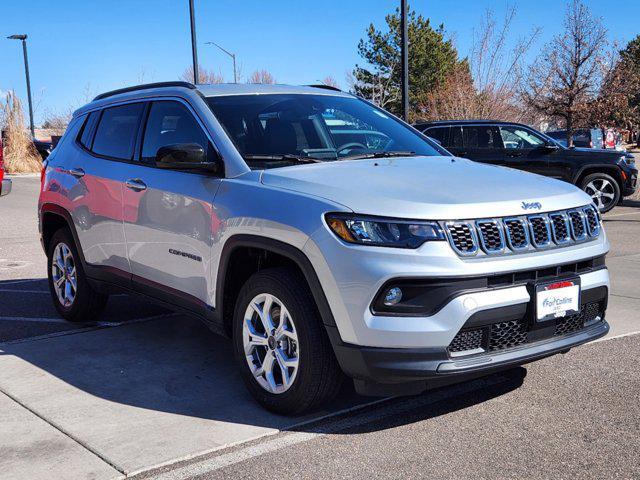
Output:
[0, 137, 12, 196]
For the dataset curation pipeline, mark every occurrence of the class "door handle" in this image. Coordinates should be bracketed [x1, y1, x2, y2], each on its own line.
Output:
[69, 167, 85, 178]
[125, 178, 147, 192]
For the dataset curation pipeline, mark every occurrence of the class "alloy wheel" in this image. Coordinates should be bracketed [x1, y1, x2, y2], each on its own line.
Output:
[242, 293, 300, 394]
[51, 242, 77, 307]
[585, 178, 616, 211]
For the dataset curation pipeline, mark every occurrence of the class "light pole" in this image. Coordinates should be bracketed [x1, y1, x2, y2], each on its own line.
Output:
[205, 41, 237, 83]
[7, 34, 35, 138]
[400, 0, 409, 122]
[188, 0, 199, 84]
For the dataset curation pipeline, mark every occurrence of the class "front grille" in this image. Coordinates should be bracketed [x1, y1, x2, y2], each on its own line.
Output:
[444, 205, 601, 257]
[529, 215, 551, 247]
[489, 319, 528, 351]
[476, 220, 504, 253]
[504, 218, 529, 249]
[446, 223, 477, 255]
[554, 301, 602, 336]
[549, 213, 570, 244]
[568, 210, 587, 240]
[448, 329, 483, 353]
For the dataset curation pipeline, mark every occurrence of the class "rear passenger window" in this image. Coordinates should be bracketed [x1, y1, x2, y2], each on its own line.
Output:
[462, 126, 500, 149]
[92, 103, 144, 160]
[78, 112, 99, 149]
[141, 101, 209, 163]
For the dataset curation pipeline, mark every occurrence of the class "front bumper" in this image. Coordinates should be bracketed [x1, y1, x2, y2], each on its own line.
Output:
[0, 178, 11, 196]
[621, 164, 638, 197]
[329, 319, 609, 395]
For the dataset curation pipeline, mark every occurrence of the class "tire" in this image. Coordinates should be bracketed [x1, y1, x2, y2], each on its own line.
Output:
[47, 227, 108, 323]
[580, 172, 620, 213]
[233, 267, 343, 414]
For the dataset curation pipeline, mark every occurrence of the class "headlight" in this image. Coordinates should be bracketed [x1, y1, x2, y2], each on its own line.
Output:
[325, 213, 445, 248]
[619, 155, 635, 165]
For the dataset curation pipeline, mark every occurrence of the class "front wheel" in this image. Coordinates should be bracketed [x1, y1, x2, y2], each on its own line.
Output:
[581, 173, 620, 213]
[233, 267, 343, 414]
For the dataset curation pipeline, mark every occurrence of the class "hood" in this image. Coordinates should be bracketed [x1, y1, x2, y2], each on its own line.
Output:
[566, 146, 627, 159]
[261, 156, 593, 219]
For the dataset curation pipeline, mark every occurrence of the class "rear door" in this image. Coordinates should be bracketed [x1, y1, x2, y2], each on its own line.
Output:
[497, 125, 551, 176]
[460, 125, 504, 165]
[72, 103, 145, 279]
[121, 99, 222, 308]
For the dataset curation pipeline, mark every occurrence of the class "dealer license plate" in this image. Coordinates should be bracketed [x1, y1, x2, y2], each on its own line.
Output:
[535, 278, 581, 322]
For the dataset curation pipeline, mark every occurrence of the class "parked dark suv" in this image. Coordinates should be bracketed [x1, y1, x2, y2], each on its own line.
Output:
[415, 120, 638, 212]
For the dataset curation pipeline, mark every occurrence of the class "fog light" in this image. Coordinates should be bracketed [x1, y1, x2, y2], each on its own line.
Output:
[383, 287, 403, 306]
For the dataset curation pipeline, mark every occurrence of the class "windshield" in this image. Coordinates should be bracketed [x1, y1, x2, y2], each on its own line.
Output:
[206, 93, 444, 168]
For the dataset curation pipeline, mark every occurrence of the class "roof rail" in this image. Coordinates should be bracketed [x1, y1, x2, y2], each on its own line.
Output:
[93, 81, 197, 101]
[306, 84, 342, 92]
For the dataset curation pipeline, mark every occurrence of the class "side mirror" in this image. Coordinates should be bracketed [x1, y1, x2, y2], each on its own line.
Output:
[155, 143, 218, 172]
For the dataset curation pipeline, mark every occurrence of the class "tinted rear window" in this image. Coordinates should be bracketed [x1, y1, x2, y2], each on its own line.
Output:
[78, 112, 100, 149]
[425, 127, 448, 145]
[92, 103, 144, 160]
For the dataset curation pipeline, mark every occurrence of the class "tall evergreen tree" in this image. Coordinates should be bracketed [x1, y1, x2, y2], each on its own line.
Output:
[352, 7, 462, 119]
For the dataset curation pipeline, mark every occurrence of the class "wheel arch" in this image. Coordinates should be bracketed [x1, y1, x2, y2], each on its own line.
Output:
[574, 165, 624, 193]
[216, 235, 337, 337]
[40, 203, 88, 266]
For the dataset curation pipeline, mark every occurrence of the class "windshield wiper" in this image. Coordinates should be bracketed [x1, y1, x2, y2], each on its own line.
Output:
[243, 154, 324, 164]
[338, 150, 416, 161]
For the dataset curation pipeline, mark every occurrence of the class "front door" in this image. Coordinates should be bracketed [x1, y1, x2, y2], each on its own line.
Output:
[121, 100, 222, 308]
[496, 125, 551, 176]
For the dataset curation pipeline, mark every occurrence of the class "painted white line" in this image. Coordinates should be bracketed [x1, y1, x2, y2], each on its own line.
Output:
[134, 375, 509, 480]
[0, 289, 49, 294]
[0, 279, 46, 285]
[0, 316, 68, 324]
[592, 329, 640, 344]
[0, 313, 178, 346]
[604, 210, 640, 218]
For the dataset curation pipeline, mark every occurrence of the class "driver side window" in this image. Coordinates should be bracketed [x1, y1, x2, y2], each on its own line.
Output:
[141, 101, 209, 163]
[499, 126, 545, 150]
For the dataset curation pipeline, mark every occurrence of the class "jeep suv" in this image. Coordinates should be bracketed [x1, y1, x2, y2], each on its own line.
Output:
[39, 83, 610, 413]
[415, 120, 638, 213]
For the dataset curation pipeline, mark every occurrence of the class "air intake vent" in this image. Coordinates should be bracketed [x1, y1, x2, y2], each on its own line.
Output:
[476, 220, 505, 253]
[446, 223, 477, 255]
[549, 213, 570, 244]
[528, 215, 551, 247]
[503, 218, 529, 250]
[568, 210, 587, 241]
[583, 206, 600, 237]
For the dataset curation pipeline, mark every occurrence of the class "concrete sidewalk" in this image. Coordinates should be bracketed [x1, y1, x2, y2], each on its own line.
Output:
[0, 315, 370, 479]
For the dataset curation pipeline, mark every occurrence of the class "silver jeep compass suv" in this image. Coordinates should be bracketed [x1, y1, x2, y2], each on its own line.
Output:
[39, 82, 609, 413]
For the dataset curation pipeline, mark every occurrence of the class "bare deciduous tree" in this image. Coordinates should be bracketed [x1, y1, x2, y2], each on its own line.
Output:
[523, 0, 608, 145]
[180, 66, 225, 84]
[321, 76, 340, 89]
[247, 69, 276, 84]
[422, 6, 539, 123]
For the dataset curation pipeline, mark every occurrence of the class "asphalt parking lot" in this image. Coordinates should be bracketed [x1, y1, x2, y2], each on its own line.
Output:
[1, 175, 639, 480]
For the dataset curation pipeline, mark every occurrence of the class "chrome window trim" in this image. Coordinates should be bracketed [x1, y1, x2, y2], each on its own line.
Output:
[475, 219, 506, 254]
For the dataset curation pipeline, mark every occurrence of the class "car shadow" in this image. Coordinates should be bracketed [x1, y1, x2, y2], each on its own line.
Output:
[621, 199, 640, 208]
[0, 278, 526, 434]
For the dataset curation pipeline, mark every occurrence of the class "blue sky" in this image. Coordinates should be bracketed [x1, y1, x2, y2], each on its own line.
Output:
[1, 0, 638, 125]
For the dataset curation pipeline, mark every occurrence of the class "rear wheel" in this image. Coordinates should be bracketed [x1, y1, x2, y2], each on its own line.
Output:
[47, 227, 108, 323]
[581, 172, 620, 213]
[233, 267, 343, 414]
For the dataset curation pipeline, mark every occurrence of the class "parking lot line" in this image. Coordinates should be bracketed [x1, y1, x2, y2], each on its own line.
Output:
[0, 316, 69, 324]
[0, 278, 45, 285]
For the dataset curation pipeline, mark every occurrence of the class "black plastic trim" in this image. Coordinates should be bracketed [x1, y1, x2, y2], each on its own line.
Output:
[93, 81, 196, 101]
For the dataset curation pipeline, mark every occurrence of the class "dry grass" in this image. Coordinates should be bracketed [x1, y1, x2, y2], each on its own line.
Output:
[1, 91, 42, 174]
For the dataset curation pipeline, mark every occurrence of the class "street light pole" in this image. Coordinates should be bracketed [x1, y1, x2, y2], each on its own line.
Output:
[7, 34, 35, 138]
[400, 0, 409, 122]
[205, 41, 237, 83]
[188, 0, 199, 84]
